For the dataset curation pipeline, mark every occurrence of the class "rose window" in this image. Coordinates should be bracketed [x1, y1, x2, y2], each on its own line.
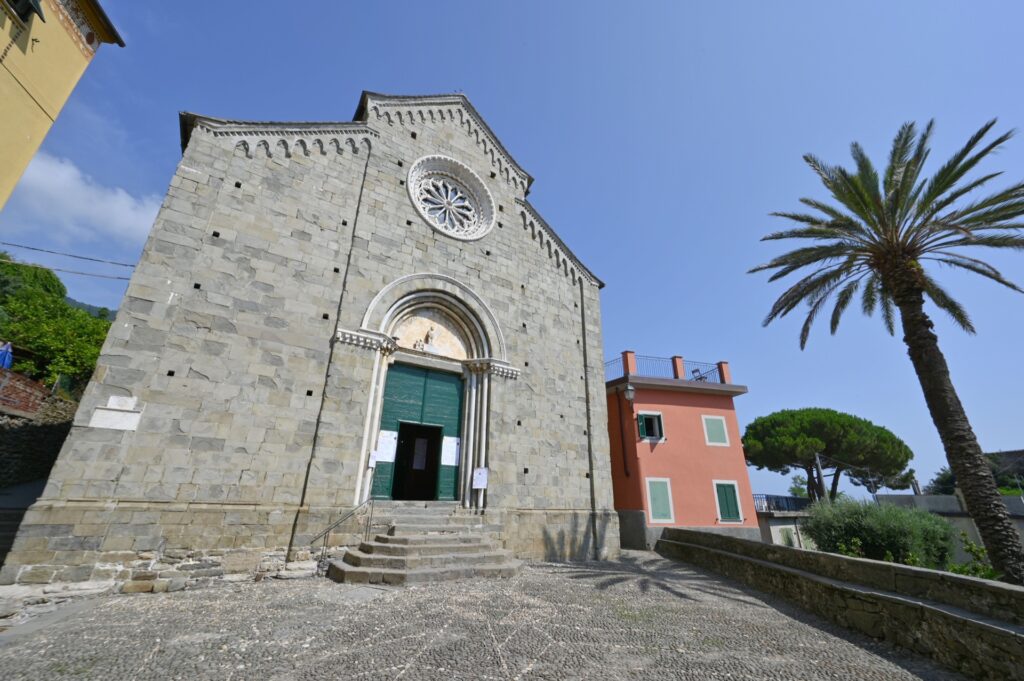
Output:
[407, 156, 495, 241]
[418, 177, 478, 235]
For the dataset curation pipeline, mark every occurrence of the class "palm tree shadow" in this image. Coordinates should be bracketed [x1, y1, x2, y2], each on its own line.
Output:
[541, 549, 771, 608]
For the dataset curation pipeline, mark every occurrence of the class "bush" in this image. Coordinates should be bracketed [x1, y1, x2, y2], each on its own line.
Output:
[802, 499, 953, 569]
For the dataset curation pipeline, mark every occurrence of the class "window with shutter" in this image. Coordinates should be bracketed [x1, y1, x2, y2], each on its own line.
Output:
[715, 482, 742, 522]
[638, 413, 664, 441]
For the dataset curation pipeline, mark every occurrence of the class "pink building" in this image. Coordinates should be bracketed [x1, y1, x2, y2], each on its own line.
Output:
[605, 350, 759, 548]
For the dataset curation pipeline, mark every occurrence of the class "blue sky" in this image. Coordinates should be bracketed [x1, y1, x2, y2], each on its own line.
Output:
[3, 1, 1023, 496]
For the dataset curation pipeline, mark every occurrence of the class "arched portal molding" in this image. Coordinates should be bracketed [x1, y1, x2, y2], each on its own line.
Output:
[360, 273, 507, 362]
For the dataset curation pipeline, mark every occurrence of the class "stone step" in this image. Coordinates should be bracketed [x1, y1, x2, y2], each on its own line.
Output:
[326, 559, 522, 586]
[373, 532, 492, 546]
[343, 548, 513, 570]
[387, 523, 504, 536]
[387, 514, 486, 526]
[359, 539, 499, 556]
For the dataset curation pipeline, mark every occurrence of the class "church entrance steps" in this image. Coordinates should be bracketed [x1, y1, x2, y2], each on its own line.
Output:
[326, 559, 522, 586]
[325, 502, 520, 585]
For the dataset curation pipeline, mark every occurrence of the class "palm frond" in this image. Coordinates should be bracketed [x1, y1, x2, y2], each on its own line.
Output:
[922, 273, 976, 333]
[879, 288, 896, 335]
[861, 274, 879, 316]
[915, 119, 1003, 217]
[928, 255, 1024, 293]
[830, 278, 861, 334]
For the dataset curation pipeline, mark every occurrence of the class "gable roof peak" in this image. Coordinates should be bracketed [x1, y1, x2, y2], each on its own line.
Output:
[355, 91, 533, 193]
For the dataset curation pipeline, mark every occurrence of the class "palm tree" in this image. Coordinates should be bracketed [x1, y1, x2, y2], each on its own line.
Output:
[751, 120, 1024, 584]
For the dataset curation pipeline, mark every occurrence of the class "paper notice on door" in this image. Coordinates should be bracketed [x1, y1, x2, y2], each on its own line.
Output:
[472, 467, 488, 490]
[376, 430, 397, 463]
[441, 437, 460, 466]
[413, 438, 428, 470]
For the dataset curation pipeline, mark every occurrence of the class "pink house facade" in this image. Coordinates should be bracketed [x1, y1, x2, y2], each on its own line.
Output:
[605, 350, 759, 548]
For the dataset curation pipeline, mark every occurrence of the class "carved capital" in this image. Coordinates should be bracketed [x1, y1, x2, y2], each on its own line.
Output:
[336, 329, 397, 355]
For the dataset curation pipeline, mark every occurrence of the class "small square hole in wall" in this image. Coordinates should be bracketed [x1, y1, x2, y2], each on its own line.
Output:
[211, 231, 220, 238]
[524, 361, 529, 367]
[517, 420, 522, 426]
[333, 267, 340, 273]
[522, 322, 527, 329]
[306, 390, 313, 397]
[234, 181, 242, 189]
[342, 220, 348, 226]
[523, 467, 529, 474]
[498, 222, 503, 229]
[585, 472, 591, 479]
[399, 179, 405, 186]
[498, 205, 504, 212]
[406, 220, 413, 226]
[490, 171, 496, 179]
[397, 160, 404, 167]
[193, 283, 201, 290]
[411, 131, 418, 139]
[166, 370, 175, 377]
[485, 250, 491, 256]
[322, 313, 329, 320]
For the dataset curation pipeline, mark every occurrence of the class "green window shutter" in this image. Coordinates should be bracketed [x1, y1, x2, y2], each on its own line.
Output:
[647, 480, 672, 522]
[716, 483, 740, 521]
[637, 415, 647, 438]
[704, 417, 728, 445]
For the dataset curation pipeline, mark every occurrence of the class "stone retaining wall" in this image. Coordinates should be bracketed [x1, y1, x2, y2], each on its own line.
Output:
[656, 528, 1024, 680]
[0, 395, 76, 489]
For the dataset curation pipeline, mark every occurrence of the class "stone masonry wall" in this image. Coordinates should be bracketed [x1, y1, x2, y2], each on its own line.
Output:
[2, 94, 619, 584]
[657, 528, 1024, 681]
[0, 393, 76, 489]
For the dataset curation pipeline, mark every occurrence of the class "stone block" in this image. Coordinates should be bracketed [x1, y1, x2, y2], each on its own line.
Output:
[121, 581, 154, 594]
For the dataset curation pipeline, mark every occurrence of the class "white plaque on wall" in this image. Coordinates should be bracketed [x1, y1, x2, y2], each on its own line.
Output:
[376, 430, 398, 463]
[472, 467, 488, 490]
[441, 437, 460, 466]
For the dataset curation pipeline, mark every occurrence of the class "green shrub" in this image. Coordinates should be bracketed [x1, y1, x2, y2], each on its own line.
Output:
[947, 532, 1001, 580]
[802, 499, 953, 569]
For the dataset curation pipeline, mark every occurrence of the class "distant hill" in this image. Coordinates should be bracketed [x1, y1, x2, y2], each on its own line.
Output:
[65, 297, 116, 321]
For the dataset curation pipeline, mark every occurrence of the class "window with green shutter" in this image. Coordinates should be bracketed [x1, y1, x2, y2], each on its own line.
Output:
[638, 412, 664, 440]
[702, 415, 729, 446]
[715, 482, 742, 522]
[646, 478, 674, 523]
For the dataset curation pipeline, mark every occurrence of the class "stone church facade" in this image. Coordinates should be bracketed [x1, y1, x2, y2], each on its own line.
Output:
[1, 92, 619, 585]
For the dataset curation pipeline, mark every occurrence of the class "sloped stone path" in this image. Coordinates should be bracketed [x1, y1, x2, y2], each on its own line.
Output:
[0, 552, 962, 680]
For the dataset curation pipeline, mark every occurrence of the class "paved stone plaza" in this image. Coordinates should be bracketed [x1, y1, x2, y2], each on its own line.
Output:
[0, 552, 961, 680]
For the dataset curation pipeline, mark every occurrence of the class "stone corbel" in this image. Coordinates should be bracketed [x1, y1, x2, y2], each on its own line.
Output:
[464, 358, 519, 380]
[335, 328, 397, 355]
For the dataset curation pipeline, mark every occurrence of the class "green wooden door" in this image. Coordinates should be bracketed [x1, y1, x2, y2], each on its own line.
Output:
[372, 364, 463, 500]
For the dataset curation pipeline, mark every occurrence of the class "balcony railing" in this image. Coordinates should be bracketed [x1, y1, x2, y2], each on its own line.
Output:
[604, 354, 725, 384]
[753, 494, 811, 513]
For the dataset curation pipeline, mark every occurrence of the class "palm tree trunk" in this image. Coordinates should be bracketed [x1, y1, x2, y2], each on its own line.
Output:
[893, 281, 1024, 584]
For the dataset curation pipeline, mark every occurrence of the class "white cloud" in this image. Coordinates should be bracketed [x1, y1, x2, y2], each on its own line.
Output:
[5, 152, 161, 246]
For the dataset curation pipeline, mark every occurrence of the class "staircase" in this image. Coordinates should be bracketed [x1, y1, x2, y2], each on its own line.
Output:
[326, 501, 521, 586]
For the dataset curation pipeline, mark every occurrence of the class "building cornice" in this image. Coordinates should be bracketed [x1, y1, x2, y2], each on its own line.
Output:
[517, 199, 604, 289]
[355, 91, 533, 194]
[178, 112, 378, 155]
[606, 375, 749, 397]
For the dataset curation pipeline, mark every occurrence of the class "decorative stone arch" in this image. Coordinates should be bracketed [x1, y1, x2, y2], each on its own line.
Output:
[344, 273, 517, 508]
[361, 273, 507, 361]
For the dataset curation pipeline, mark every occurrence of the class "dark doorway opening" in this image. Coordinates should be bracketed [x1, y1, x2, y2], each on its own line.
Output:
[391, 422, 443, 500]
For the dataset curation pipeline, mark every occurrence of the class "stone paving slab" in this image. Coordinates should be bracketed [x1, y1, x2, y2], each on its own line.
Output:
[0, 552, 963, 680]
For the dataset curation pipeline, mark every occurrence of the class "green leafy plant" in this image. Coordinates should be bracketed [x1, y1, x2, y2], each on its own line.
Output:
[780, 528, 796, 547]
[948, 532, 1002, 580]
[802, 499, 953, 569]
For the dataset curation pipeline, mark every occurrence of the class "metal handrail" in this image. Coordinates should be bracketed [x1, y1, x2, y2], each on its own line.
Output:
[311, 469, 378, 575]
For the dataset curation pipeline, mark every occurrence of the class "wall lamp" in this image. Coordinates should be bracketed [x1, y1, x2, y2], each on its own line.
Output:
[623, 384, 635, 403]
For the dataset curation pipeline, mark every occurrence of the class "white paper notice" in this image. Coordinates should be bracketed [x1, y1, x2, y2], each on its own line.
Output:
[472, 467, 489, 490]
[441, 437, 460, 466]
[376, 430, 398, 463]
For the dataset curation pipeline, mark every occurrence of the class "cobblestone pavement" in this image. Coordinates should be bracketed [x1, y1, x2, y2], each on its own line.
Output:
[0, 552, 962, 680]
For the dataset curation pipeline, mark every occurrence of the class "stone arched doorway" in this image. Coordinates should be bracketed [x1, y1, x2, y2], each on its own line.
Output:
[340, 274, 518, 508]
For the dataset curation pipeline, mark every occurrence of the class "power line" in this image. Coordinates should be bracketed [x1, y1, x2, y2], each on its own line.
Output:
[0, 259, 131, 281]
[0, 241, 135, 268]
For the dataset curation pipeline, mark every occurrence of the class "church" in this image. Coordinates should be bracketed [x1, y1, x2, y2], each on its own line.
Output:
[1, 92, 619, 585]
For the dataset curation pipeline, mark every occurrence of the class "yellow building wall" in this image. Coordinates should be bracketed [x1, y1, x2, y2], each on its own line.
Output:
[0, 1, 94, 209]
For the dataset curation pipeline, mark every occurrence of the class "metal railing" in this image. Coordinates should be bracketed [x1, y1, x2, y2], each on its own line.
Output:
[753, 494, 811, 513]
[603, 355, 725, 384]
[634, 355, 675, 378]
[686, 361, 721, 384]
[310, 471, 378, 576]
